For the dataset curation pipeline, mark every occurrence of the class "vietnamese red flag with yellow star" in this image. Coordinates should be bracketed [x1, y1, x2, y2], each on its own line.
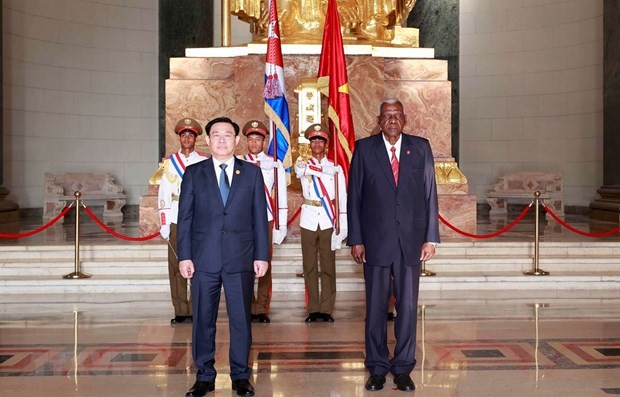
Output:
[317, 0, 355, 184]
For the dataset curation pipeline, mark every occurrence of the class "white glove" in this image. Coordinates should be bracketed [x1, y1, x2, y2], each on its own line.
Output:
[331, 228, 347, 251]
[160, 224, 170, 240]
[272, 226, 287, 244]
[294, 161, 306, 178]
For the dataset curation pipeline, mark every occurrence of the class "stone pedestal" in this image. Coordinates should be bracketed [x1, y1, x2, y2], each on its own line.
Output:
[590, 186, 620, 223]
[0, 186, 19, 224]
[140, 45, 476, 238]
[139, 184, 160, 237]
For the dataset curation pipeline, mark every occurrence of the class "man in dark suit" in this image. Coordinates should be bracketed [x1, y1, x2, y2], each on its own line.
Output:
[177, 117, 269, 397]
[347, 98, 440, 392]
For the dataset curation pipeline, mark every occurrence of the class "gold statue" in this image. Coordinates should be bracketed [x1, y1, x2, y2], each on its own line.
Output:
[231, 0, 418, 44]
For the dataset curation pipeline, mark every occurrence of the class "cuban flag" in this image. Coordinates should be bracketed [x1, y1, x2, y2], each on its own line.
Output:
[263, 0, 292, 172]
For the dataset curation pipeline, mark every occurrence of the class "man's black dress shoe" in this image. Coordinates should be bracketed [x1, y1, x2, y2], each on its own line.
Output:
[185, 380, 215, 396]
[320, 313, 334, 322]
[304, 312, 320, 322]
[394, 373, 415, 391]
[387, 312, 396, 321]
[231, 379, 255, 396]
[171, 315, 193, 325]
[255, 313, 271, 323]
[365, 374, 386, 391]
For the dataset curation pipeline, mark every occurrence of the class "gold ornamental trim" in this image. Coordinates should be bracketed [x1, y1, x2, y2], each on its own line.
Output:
[434, 161, 467, 185]
[149, 161, 165, 186]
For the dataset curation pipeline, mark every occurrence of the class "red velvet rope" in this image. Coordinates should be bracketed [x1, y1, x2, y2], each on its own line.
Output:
[439, 203, 533, 239]
[287, 206, 302, 226]
[82, 205, 160, 241]
[0, 204, 74, 239]
[543, 203, 620, 237]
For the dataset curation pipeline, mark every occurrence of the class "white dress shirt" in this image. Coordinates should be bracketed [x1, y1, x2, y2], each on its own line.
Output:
[213, 156, 236, 186]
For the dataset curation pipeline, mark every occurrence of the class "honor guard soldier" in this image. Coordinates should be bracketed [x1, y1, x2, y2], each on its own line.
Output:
[295, 124, 347, 323]
[158, 117, 207, 325]
[241, 120, 288, 323]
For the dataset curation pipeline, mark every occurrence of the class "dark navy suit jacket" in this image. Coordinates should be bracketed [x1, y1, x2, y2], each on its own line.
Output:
[347, 133, 440, 266]
[177, 157, 269, 272]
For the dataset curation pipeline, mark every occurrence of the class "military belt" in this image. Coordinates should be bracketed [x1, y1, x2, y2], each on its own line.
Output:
[303, 199, 334, 207]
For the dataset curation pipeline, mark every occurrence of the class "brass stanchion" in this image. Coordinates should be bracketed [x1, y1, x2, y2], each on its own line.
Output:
[524, 191, 549, 276]
[63, 191, 91, 279]
[420, 260, 436, 277]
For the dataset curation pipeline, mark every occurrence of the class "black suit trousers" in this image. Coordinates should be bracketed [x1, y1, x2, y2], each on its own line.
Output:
[191, 269, 255, 381]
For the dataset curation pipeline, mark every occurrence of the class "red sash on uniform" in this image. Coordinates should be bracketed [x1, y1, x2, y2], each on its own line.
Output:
[245, 154, 275, 217]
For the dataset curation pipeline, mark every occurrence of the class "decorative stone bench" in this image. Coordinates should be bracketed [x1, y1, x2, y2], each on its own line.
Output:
[486, 172, 564, 220]
[44, 172, 126, 223]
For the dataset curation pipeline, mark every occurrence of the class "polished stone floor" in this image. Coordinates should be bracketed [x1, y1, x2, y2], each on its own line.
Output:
[1, 210, 620, 396]
[1, 290, 620, 396]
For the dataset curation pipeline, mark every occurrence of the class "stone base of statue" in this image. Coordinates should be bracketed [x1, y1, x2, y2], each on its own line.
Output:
[590, 186, 620, 223]
[139, 184, 160, 237]
[139, 44, 476, 238]
[0, 186, 19, 224]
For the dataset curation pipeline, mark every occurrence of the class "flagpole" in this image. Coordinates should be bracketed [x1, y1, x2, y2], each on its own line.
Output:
[332, 124, 340, 235]
[264, 0, 290, 233]
[271, 120, 280, 230]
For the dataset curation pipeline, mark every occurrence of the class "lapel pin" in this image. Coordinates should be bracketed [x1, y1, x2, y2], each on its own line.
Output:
[406, 150, 411, 155]
[236, 170, 241, 175]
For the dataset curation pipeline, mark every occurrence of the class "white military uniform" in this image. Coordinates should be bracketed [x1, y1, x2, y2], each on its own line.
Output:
[158, 149, 207, 318]
[242, 152, 288, 243]
[158, 150, 207, 236]
[295, 156, 347, 243]
[295, 155, 347, 316]
[242, 151, 288, 316]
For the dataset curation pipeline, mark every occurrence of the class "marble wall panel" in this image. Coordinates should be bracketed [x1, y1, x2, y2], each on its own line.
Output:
[167, 55, 452, 147]
[438, 194, 477, 236]
[139, 186, 159, 237]
[385, 80, 452, 158]
[385, 59, 448, 81]
[438, 183, 469, 195]
[234, 56, 268, 123]
[347, 57, 386, 137]
[165, 80, 238, 156]
[169, 58, 236, 80]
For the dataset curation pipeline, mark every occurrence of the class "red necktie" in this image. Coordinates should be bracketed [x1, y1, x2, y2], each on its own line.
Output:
[390, 146, 399, 186]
